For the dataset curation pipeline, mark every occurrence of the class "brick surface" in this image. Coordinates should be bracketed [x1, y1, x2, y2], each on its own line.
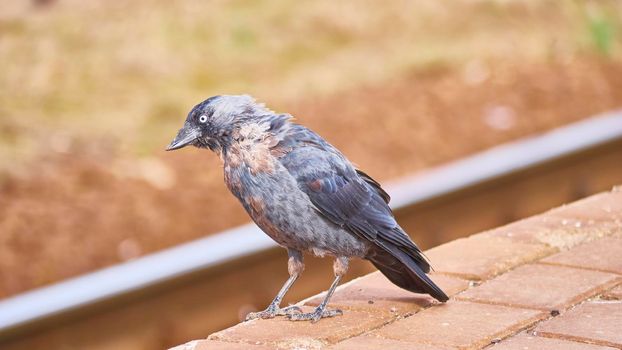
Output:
[487, 191, 622, 249]
[536, 301, 622, 348]
[493, 333, 617, 350]
[546, 190, 622, 225]
[373, 301, 545, 349]
[425, 234, 555, 280]
[305, 272, 469, 315]
[169, 340, 272, 350]
[486, 217, 617, 250]
[208, 306, 392, 347]
[603, 284, 622, 300]
[168, 191, 622, 350]
[541, 237, 622, 274]
[457, 264, 620, 311]
[329, 334, 452, 350]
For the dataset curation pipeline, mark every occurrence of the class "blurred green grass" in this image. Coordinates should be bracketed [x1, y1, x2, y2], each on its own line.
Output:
[0, 0, 620, 167]
[583, 3, 618, 55]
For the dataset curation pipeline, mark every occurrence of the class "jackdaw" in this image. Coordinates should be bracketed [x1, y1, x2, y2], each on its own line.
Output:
[167, 95, 448, 322]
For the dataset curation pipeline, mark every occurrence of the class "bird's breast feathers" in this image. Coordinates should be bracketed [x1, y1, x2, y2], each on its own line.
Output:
[222, 131, 291, 201]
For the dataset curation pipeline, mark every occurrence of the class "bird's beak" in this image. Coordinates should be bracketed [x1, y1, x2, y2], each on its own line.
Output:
[166, 125, 200, 151]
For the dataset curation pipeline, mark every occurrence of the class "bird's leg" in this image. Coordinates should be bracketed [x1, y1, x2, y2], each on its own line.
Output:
[245, 249, 304, 321]
[288, 256, 348, 323]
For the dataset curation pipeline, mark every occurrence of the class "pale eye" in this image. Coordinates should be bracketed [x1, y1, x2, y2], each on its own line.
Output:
[199, 115, 208, 123]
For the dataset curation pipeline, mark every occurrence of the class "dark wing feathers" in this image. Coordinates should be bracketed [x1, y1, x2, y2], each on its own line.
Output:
[356, 169, 390, 204]
[372, 238, 448, 300]
[276, 125, 449, 301]
[277, 125, 428, 265]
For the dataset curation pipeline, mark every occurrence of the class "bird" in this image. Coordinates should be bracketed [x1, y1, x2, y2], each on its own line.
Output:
[166, 95, 448, 322]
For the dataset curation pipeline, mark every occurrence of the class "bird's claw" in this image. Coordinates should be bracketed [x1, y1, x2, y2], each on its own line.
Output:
[277, 305, 303, 316]
[286, 307, 343, 323]
[245, 305, 302, 321]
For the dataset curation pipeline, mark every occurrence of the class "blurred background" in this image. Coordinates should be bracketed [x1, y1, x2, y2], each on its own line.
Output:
[1, 0, 622, 349]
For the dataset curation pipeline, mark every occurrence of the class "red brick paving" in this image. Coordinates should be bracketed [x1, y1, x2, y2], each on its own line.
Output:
[546, 190, 622, 225]
[486, 190, 622, 249]
[208, 306, 393, 347]
[603, 284, 622, 300]
[170, 340, 274, 350]
[329, 334, 453, 350]
[535, 301, 622, 348]
[425, 234, 555, 280]
[170, 189, 622, 350]
[541, 237, 622, 274]
[457, 264, 620, 310]
[493, 332, 617, 350]
[373, 301, 545, 349]
[305, 272, 469, 315]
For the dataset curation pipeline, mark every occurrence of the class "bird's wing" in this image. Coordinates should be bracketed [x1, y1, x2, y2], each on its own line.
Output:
[356, 168, 390, 204]
[276, 126, 425, 263]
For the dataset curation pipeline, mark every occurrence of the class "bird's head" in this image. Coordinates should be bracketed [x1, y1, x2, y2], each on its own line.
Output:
[166, 95, 275, 153]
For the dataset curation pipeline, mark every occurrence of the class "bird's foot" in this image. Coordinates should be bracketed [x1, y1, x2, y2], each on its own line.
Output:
[245, 305, 302, 321]
[286, 307, 343, 323]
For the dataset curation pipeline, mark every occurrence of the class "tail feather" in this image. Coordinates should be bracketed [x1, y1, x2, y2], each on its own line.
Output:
[368, 242, 448, 302]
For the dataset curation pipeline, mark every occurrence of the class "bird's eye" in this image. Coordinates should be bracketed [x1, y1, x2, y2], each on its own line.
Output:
[199, 115, 208, 123]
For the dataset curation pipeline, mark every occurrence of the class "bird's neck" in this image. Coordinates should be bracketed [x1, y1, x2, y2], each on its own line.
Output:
[219, 114, 293, 170]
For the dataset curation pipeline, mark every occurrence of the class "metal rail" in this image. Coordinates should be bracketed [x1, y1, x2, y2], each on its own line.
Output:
[1, 110, 622, 340]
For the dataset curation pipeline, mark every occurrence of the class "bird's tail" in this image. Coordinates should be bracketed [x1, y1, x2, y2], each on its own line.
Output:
[367, 243, 449, 302]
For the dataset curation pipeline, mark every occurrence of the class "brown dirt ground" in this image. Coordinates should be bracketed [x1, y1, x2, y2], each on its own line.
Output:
[1, 57, 622, 298]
